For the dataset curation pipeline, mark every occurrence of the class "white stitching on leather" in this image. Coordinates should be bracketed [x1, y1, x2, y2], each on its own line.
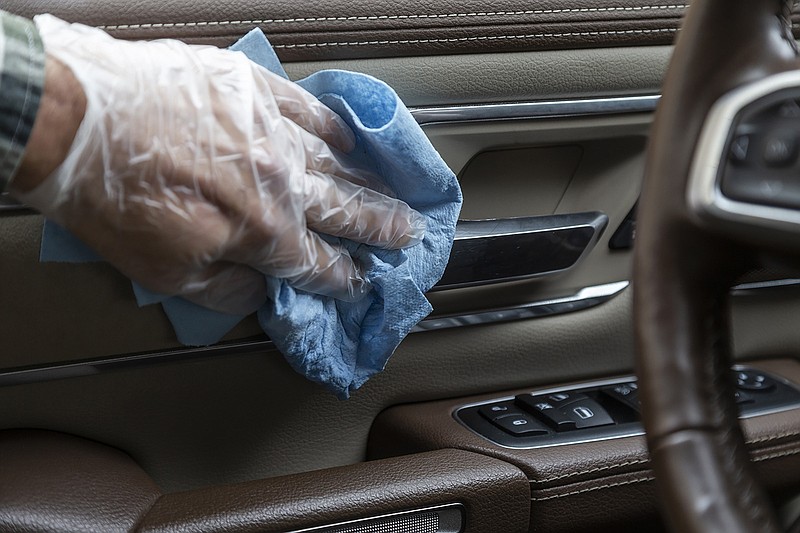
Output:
[527, 448, 800, 501]
[531, 475, 656, 501]
[98, 5, 688, 31]
[273, 28, 678, 49]
[528, 432, 800, 486]
[748, 430, 800, 445]
[753, 447, 800, 462]
[529, 458, 650, 485]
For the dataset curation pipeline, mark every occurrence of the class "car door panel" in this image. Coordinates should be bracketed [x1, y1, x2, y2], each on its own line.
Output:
[3, 0, 800, 531]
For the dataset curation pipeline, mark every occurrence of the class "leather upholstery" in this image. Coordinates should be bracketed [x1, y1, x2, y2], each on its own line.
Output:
[633, 0, 800, 530]
[0, 431, 530, 533]
[140, 448, 530, 533]
[367, 359, 800, 533]
[0, 0, 771, 62]
[0, 430, 162, 533]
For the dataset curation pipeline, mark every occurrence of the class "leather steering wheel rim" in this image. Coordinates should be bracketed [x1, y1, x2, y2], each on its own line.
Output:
[633, 0, 800, 531]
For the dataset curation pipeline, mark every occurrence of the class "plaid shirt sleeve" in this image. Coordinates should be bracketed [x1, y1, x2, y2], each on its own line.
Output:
[0, 11, 45, 192]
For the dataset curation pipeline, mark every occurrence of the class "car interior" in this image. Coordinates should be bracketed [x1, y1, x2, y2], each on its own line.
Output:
[2, 0, 800, 532]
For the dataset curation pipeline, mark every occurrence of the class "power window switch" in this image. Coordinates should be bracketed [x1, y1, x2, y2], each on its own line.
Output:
[491, 412, 549, 436]
[602, 382, 641, 411]
[522, 396, 615, 432]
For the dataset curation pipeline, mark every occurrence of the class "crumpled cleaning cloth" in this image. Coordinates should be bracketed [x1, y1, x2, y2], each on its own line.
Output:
[39, 29, 462, 398]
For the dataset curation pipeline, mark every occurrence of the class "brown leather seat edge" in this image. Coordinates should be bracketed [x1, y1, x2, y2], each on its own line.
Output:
[0, 429, 531, 533]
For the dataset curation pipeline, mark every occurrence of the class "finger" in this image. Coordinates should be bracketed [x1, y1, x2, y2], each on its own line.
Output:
[283, 231, 370, 302]
[178, 262, 268, 315]
[302, 171, 426, 249]
[263, 70, 356, 152]
[228, 223, 371, 302]
[292, 124, 396, 197]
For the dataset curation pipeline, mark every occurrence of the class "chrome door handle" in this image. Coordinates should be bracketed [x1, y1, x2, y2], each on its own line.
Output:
[434, 212, 608, 290]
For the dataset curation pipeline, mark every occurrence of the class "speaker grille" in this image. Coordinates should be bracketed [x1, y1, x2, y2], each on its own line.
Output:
[327, 512, 438, 533]
[291, 504, 463, 533]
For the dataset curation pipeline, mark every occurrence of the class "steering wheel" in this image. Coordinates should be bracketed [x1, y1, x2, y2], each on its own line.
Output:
[634, 0, 800, 531]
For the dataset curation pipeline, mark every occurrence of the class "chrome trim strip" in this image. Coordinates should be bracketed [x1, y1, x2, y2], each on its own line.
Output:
[414, 281, 629, 332]
[453, 214, 602, 240]
[732, 278, 800, 293]
[0, 340, 273, 388]
[290, 504, 464, 533]
[0, 281, 629, 388]
[411, 95, 660, 125]
[8, 277, 796, 388]
[688, 71, 800, 232]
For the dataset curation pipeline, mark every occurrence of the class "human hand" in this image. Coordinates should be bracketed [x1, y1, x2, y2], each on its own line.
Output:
[11, 15, 425, 315]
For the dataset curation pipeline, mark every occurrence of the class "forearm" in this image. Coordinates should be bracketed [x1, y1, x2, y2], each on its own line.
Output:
[0, 10, 45, 192]
[11, 55, 86, 193]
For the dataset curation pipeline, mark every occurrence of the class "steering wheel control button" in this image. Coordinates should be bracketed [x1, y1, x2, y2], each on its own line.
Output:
[478, 402, 517, 421]
[735, 371, 776, 392]
[728, 135, 751, 164]
[761, 131, 798, 167]
[491, 412, 549, 436]
[601, 382, 641, 411]
[713, 93, 800, 211]
[778, 99, 800, 118]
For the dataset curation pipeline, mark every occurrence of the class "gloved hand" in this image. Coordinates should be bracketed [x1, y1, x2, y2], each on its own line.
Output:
[13, 15, 426, 315]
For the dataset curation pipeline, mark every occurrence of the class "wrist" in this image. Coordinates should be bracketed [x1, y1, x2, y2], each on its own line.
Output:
[11, 54, 86, 193]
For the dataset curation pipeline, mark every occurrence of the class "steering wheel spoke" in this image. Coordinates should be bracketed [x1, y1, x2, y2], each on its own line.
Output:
[690, 69, 800, 253]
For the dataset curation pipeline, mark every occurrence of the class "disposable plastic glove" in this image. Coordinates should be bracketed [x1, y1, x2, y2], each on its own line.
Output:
[14, 15, 426, 315]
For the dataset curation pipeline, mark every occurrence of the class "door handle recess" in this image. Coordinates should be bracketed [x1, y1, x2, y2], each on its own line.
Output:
[434, 212, 608, 290]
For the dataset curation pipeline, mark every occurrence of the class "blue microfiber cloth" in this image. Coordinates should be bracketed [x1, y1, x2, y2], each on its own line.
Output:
[39, 29, 462, 398]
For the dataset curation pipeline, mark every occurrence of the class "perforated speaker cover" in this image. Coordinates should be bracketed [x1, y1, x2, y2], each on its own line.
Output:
[291, 504, 463, 533]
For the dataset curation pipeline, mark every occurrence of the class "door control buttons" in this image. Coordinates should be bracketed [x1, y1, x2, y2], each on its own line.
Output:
[539, 398, 613, 431]
[456, 366, 800, 448]
[478, 402, 517, 421]
[601, 382, 640, 411]
[516, 393, 613, 431]
[491, 412, 549, 436]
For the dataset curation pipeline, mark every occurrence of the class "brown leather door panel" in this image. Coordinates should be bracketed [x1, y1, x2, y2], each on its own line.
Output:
[5, 0, 690, 59]
[4, 1, 800, 533]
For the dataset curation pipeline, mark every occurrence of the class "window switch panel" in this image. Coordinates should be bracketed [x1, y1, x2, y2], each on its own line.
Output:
[455, 366, 800, 448]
